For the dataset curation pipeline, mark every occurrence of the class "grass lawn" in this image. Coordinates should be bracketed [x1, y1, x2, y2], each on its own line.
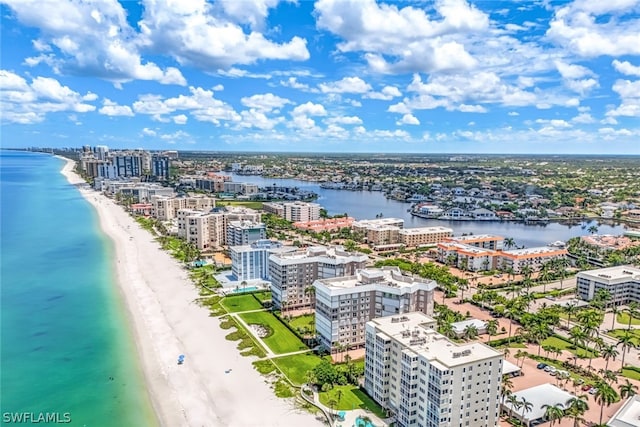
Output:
[621, 367, 640, 381]
[217, 201, 264, 210]
[608, 329, 640, 346]
[221, 295, 264, 313]
[319, 386, 386, 418]
[617, 312, 640, 326]
[541, 335, 597, 358]
[271, 353, 326, 385]
[288, 314, 314, 330]
[239, 311, 308, 354]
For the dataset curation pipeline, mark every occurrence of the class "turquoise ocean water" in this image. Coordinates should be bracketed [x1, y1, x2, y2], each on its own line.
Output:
[1, 151, 157, 426]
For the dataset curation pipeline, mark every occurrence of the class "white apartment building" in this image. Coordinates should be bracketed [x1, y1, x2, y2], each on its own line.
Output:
[226, 220, 267, 247]
[437, 242, 496, 272]
[314, 267, 436, 351]
[398, 227, 453, 247]
[352, 218, 405, 233]
[269, 246, 368, 311]
[264, 201, 321, 222]
[223, 182, 259, 195]
[577, 265, 640, 305]
[151, 195, 216, 221]
[364, 312, 503, 427]
[230, 240, 295, 281]
[497, 246, 568, 273]
[448, 234, 504, 251]
[177, 209, 226, 250]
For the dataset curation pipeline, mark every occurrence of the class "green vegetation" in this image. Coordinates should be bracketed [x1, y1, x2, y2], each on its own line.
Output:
[621, 367, 640, 381]
[223, 316, 267, 358]
[197, 294, 225, 316]
[221, 295, 264, 313]
[135, 216, 156, 234]
[289, 314, 314, 330]
[252, 360, 277, 375]
[271, 353, 326, 385]
[217, 201, 264, 210]
[273, 379, 295, 398]
[541, 335, 597, 358]
[617, 312, 640, 326]
[609, 329, 640, 346]
[319, 386, 385, 418]
[190, 265, 221, 292]
[239, 311, 308, 354]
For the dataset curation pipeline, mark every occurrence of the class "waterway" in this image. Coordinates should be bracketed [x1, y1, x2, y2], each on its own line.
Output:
[223, 173, 629, 248]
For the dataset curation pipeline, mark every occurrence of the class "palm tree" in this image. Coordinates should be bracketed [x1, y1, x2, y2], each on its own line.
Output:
[617, 331, 636, 369]
[304, 285, 316, 309]
[542, 403, 564, 426]
[564, 302, 579, 328]
[619, 379, 638, 399]
[335, 388, 343, 403]
[600, 344, 619, 371]
[504, 237, 516, 250]
[486, 319, 499, 344]
[327, 398, 338, 417]
[519, 397, 533, 426]
[594, 381, 619, 425]
[625, 301, 640, 330]
[506, 394, 520, 419]
[610, 304, 622, 330]
[463, 324, 478, 341]
[588, 225, 599, 234]
[565, 395, 589, 427]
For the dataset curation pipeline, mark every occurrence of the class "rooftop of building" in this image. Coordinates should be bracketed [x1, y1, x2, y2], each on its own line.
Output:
[502, 246, 567, 257]
[270, 245, 369, 264]
[608, 395, 640, 427]
[503, 383, 574, 423]
[317, 267, 436, 292]
[352, 218, 405, 226]
[368, 312, 501, 367]
[451, 318, 487, 334]
[438, 242, 495, 255]
[578, 265, 640, 282]
[398, 226, 453, 235]
[449, 234, 503, 242]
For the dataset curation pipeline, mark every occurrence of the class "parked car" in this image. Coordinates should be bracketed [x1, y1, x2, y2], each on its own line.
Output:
[582, 384, 592, 391]
[537, 363, 547, 369]
[589, 387, 598, 395]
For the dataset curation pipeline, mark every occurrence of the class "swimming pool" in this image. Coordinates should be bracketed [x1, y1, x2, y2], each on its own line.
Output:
[232, 286, 259, 293]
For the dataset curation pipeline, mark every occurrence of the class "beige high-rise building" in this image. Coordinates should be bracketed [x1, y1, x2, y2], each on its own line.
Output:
[152, 195, 216, 221]
[314, 267, 436, 351]
[365, 312, 503, 427]
[398, 226, 453, 247]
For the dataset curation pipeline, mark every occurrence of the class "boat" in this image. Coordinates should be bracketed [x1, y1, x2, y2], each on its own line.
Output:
[177, 354, 185, 365]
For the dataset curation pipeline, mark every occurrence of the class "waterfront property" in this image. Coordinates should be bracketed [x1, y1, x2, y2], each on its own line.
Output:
[151, 195, 216, 221]
[496, 246, 568, 274]
[226, 220, 267, 246]
[397, 226, 453, 248]
[269, 245, 368, 311]
[437, 241, 496, 271]
[314, 267, 436, 351]
[364, 312, 503, 427]
[577, 265, 640, 305]
[292, 217, 355, 232]
[229, 240, 294, 281]
[263, 201, 321, 222]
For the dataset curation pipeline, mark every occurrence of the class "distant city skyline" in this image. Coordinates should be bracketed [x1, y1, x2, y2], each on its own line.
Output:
[1, 0, 639, 154]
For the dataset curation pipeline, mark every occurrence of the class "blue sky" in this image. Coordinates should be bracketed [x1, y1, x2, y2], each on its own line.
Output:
[1, 0, 639, 154]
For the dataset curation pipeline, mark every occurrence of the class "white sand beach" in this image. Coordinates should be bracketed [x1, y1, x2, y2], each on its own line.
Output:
[59, 158, 323, 427]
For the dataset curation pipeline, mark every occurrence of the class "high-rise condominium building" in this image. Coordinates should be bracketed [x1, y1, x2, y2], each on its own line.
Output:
[365, 312, 503, 427]
[226, 220, 267, 247]
[269, 246, 368, 311]
[314, 267, 436, 351]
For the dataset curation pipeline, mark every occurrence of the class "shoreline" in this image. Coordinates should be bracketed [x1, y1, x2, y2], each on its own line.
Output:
[57, 156, 323, 427]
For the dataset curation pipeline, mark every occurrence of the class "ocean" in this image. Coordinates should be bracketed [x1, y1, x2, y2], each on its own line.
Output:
[0, 151, 157, 426]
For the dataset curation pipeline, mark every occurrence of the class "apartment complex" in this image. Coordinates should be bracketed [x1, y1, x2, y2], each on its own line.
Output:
[263, 201, 322, 222]
[230, 240, 295, 281]
[223, 182, 259, 195]
[314, 267, 436, 351]
[226, 220, 267, 246]
[449, 234, 504, 251]
[497, 246, 568, 273]
[437, 242, 496, 271]
[364, 312, 503, 427]
[352, 218, 404, 246]
[398, 227, 453, 247]
[269, 246, 368, 311]
[176, 207, 262, 250]
[577, 265, 640, 305]
[151, 195, 216, 221]
[293, 217, 355, 232]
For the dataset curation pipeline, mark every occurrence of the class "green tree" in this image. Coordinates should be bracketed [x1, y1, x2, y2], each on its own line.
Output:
[619, 379, 638, 399]
[617, 331, 635, 369]
[565, 395, 589, 427]
[486, 319, 499, 344]
[594, 381, 619, 425]
[542, 403, 564, 427]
